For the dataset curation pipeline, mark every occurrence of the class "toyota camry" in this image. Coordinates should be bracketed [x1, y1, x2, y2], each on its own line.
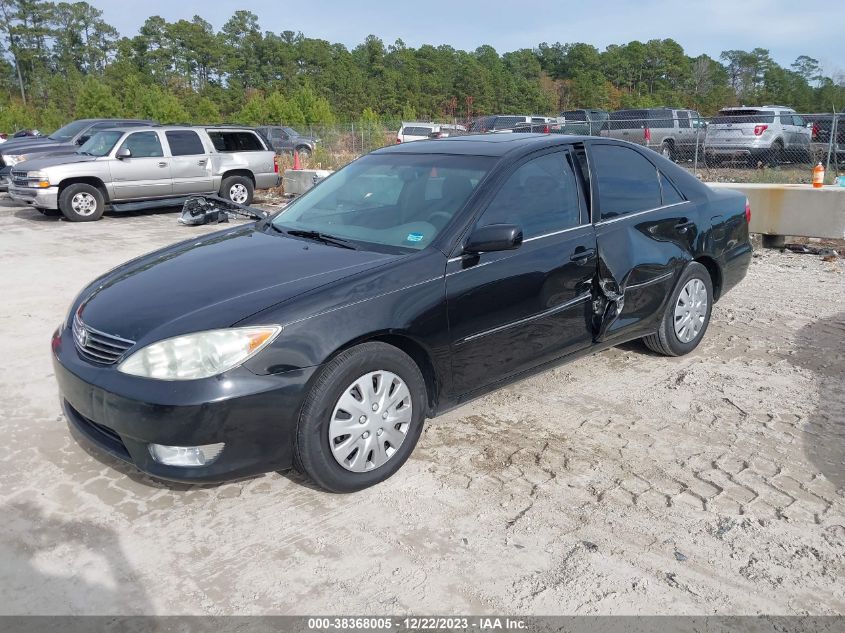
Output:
[52, 134, 752, 492]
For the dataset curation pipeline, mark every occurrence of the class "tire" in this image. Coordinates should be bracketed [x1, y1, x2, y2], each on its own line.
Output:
[295, 145, 312, 159]
[660, 141, 675, 162]
[643, 262, 713, 357]
[58, 183, 105, 222]
[219, 175, 254, 206]
[765, 141, 784, 167]
[295, 342, 427, 493]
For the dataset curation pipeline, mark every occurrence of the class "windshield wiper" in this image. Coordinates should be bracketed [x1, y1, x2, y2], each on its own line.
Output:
[284, 228, 358, 250]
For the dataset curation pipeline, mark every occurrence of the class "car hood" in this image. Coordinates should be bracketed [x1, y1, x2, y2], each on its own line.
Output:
[77, 225, 402, 344]
[0, 137, 64, 155]
[16, 153, 98, 171]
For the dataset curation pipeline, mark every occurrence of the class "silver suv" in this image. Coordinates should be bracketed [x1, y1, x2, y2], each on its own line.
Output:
[8, 125, 279, 221]
[704, 106, 811, 165]
[601, 108, 703, 161]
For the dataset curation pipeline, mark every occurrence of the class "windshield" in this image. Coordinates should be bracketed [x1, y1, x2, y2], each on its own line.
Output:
[271, 153, 494, 250]
[48, 120, 92, 142]
[78, 131, 123, 157]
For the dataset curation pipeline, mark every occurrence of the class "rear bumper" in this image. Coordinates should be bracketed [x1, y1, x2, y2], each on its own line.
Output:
[8, 184, 59, 209]
[53, 324, 316, 483]
[255, 173, 281, 190]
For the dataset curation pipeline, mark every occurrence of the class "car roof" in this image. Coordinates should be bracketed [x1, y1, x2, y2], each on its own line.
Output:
[719, 106, 795, 112]
[96, 125, 259, 134]
[374, 132, 594, 157]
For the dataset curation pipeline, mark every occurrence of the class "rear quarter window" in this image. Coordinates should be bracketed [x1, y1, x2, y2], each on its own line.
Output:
[207, 131, 266, 152]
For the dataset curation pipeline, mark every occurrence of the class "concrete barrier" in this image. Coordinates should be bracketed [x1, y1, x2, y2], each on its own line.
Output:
[706, 182, 845, 244]
[282, 169, 333, 196]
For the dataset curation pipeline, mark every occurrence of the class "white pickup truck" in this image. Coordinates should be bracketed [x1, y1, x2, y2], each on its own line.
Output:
[8, 125, 280, 221]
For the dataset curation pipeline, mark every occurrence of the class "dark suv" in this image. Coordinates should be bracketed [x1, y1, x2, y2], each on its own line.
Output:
[0, 118, 154, 190]
[256, 126, 320, 157]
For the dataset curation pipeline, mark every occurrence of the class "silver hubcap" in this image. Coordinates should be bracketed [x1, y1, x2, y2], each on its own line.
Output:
[674, 278, 708, 343]
[229, 183, 248, 204]
[329, 370, 412, 473]
[71, 192, 97, 216]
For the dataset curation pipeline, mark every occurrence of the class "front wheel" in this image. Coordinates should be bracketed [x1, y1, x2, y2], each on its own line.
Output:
[643, 262, 713, 356]
[58, 183, 105, 222]
[219, 175, 254, 206]
[295, 342, 427, 492]
[295, 145, 312, 159]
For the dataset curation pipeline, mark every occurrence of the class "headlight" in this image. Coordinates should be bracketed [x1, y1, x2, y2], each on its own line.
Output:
[4, 154, 25, 166]
[117, 326, 281, 380]
[27, 170, 50, 187]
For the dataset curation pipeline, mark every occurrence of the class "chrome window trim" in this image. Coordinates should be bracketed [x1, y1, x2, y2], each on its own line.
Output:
[594, 200, 691, 227]
[458, 291, 592, 345]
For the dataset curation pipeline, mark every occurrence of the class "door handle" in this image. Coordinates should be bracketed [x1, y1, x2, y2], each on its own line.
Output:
[570, 247, 596, 262]
[197, 160, 207, 166]
[158, 162, 168, 168]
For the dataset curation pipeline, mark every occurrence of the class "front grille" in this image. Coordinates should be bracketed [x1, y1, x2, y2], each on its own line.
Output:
[10, 169, 28, 187]
[73, 314, 135, 365]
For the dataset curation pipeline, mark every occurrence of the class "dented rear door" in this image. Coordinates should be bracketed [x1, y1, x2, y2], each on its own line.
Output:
[587, 143, 695, 342]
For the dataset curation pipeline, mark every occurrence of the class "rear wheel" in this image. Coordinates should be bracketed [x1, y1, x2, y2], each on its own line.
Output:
[765, 140, 784, 167]
[660, 141, 675, 162]
[643, 262, 713, 356]
[295, 342, 427, 492]
[219, 175, 254, 206]
[58, 183, 105, 222]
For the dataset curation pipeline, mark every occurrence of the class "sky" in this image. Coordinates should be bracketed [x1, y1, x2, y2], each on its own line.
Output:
[96, 0, 843, 77]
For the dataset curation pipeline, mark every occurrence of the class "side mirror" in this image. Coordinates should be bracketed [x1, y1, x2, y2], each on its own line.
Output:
[464, 224, 523, 254]
[116, 147, 131, 159]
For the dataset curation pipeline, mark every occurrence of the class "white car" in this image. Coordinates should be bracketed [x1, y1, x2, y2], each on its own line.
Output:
[396, 122, 466, 143]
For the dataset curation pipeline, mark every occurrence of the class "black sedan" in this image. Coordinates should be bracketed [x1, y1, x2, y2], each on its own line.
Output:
[53, 134, 752, 492]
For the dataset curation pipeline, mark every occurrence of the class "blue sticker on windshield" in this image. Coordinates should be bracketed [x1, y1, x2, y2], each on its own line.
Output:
[406, 232, 424, 243]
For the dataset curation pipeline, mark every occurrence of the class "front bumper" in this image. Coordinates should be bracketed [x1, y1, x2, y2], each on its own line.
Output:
[8, 184, 59, 210]
[52, 325, 317, 483]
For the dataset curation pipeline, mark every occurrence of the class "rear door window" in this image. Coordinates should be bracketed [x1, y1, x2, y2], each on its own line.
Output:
[677, 111, 691, 128]
[207, 131, 265, 152]
[591, 144, 662, 220]
[165, 130, 205, 156]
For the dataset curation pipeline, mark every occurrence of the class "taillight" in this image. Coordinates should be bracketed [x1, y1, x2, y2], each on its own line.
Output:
[745, 198, 751, 223]
[543, 125, 550, 133]
[0, 133, 6, 140]
[273, 156, 279, 173]
[753, 124, 768, 136]
[396, 138, 402, 144]
[643, 127, 651, 142]
[811, 123, 820, 140]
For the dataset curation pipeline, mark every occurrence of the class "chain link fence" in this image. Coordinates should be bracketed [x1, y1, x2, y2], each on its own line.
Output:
[271, 110, 844, 186]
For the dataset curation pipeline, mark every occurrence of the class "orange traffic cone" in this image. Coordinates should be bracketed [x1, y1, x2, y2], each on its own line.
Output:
[293, 150, 302, 170]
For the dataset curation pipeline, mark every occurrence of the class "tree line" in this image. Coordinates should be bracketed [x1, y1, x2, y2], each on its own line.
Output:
[0, 1, 843, 133]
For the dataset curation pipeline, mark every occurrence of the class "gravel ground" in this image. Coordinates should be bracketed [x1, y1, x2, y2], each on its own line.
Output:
[0, 198, 842, 616]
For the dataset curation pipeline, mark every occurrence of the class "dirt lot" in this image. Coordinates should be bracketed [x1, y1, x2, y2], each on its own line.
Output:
[0, 197, 842, 616]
